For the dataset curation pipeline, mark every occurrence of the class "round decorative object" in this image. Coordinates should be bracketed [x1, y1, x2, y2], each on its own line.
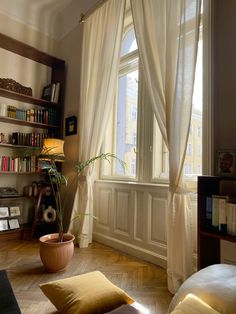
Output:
[43, 206, 56, 223]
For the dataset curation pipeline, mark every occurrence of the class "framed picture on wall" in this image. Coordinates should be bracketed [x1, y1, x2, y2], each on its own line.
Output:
[216, 150, 236, 176]
[65, 116, 77, 136]
[42, 84, 52, 101]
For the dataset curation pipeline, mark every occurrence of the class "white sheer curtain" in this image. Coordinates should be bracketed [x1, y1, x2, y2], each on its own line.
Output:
[131, 0, 201, 293]
[68, 0, 126, 247]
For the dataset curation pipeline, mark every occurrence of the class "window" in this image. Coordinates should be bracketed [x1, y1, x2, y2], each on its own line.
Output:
[187, 144, 193, 156]
[102, 24, 139, 178]
[102, 5, 205, 183]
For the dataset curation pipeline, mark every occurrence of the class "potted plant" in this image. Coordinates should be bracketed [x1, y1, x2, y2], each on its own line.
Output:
[19, 139, 125, 272]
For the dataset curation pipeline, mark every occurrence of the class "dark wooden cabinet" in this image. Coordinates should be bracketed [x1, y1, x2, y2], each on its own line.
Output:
[198, 175, 236, 269]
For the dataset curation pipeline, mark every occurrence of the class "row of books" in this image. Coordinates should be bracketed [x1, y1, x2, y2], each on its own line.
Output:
[206, 195, 236, 235]
[7, 106, 58, 125]
[11, 132, 49, 148]
[0, 156, 38, 173]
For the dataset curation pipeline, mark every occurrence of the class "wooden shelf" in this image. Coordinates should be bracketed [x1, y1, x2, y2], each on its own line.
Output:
[0, 171, 40, 175]
[0, 33, 65, 68]
[0, 116, 59, 129]
[0, 143, 41, 149]
[0, 228, 23, 240]
[0, 32, 65, 241]
[200, 230, 236, 243]
[198, 175, 236, 269]
[0, 88, 58, 108]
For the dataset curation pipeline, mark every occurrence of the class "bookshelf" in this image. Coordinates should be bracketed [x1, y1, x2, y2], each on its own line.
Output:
[0, 33, 65, 239]
[198, 175, 236, 269]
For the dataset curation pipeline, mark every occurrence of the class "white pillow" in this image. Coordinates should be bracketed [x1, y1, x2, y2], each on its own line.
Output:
[170, 293, 220, 314]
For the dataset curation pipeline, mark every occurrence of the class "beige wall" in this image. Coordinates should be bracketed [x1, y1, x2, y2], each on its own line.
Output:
[0, 12, 59, 55]
[58, 24, 82, 229]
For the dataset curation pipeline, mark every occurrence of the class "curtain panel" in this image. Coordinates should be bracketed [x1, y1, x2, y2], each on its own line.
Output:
[68, 0, 126, 247]
[131, 0, 201, 293]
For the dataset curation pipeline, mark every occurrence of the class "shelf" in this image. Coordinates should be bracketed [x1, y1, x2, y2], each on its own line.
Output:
[200, 230, 236, 243]
[198, 175, 236, 269]
[0, 228, 22, 240]
[0, 171, 40, 175]
[0, 33, 65, 68]
[0, 143, 41, 149]
[0, 116, 59, 129]
[0, 87, 58, 108]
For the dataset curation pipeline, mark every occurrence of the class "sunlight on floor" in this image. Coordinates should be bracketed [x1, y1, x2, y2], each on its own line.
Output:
[133, 301, 150, 313]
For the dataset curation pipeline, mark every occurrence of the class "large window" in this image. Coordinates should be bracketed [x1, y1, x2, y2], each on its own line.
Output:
[102, 10, 203, 183]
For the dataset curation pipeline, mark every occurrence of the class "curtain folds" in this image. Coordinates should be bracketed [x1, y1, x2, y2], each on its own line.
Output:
[131, 0, 201, 293]
[68, 0, 126, 247]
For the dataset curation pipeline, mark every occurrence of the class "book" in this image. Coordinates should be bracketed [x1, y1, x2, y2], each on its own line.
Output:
[206, 196, 212, 226]
[212, 196, 220, 228]
[50, 83, 56, 102]
[218, 197, 228, 233]
[53, 82, 60, 103]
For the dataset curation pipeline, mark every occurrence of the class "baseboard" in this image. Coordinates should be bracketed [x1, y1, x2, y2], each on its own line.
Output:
[93, 232, 167, 269]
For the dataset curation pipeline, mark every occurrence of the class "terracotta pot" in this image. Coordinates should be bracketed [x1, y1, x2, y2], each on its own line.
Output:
[39, 233, 75, 272]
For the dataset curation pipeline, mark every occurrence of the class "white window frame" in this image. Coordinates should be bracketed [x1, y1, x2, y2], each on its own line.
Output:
[100, 0, 212, 183]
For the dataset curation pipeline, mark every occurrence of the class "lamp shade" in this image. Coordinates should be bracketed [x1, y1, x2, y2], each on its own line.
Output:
[40, 138, 65, 161]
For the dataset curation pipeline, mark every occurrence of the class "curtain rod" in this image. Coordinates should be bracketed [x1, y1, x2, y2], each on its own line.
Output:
[79, 0, 109, 24]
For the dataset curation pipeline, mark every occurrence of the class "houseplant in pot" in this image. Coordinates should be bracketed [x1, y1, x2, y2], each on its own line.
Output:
[27, 138, 125, 272]
[37, 138, 74, 272]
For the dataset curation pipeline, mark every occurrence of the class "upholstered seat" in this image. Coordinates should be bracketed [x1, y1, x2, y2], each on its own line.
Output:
[168, 264, 236, 314]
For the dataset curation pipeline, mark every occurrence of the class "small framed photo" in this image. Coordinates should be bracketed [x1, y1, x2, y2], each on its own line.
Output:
[216, 150, 236, 176]
[65, 115, 77, 136]
[0, 207, 9, 218]
[9, 219, 20, 230]
[42, 84, 52, 101]
[9, 206, 21, 217]
[0, 219, 8, 231]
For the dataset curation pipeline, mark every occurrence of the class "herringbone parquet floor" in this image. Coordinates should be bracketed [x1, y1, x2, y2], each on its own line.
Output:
[0, 240, 172, 314]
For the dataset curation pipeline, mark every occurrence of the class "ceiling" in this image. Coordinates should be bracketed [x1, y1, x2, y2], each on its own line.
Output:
[0, 0, 97, 40]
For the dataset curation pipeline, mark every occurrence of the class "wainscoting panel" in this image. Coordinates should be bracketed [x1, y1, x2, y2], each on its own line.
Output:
[93, 181, 168, 268]
[96, 188, 112, 231]
[147, 192, 167, 245]
[134, 191, 145, 242]
[114, 189, 131, 237]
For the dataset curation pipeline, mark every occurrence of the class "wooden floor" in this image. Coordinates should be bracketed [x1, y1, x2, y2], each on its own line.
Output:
[0, 240, 172, 314]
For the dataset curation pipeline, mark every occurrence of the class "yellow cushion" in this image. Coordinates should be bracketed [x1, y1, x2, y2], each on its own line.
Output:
[170, 294, 220, 314]
[40, 271, 134, 314]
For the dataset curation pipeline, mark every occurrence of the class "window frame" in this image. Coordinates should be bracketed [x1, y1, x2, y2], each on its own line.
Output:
[100, 1, 212, 184]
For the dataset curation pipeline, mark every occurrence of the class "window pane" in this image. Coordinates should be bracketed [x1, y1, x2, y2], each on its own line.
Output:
[120, 28, 137, 57]
[152, 117, 169, 179]
[184, 39, 202, 177]
[152, 39, 202, 180]
[115, 69, 139, 177]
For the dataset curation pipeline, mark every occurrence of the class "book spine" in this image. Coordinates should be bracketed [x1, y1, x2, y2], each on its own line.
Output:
[219, 198, 227, 233]
[212, 196, 219, 228]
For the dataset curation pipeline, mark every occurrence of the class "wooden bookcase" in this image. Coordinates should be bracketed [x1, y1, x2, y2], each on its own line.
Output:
[198, 175, 236, 269]
[0, 33, 65, 239]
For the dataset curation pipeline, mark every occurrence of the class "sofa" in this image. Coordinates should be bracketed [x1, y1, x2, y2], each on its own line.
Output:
[168, 264, 236, 314]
